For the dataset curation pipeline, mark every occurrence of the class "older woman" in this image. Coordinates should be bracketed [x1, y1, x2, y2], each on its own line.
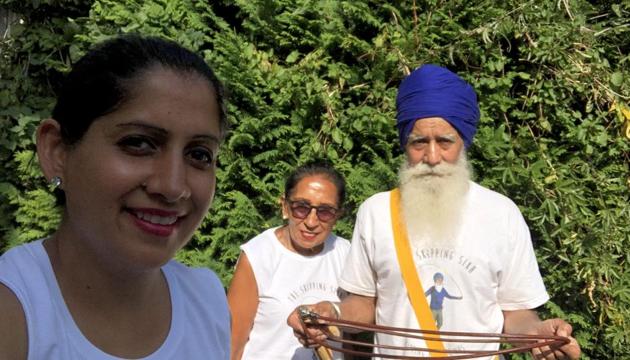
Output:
[228, 162, 350, 360]
[0, 34, 230, 359]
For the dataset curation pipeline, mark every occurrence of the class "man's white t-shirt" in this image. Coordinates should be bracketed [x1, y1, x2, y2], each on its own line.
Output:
[339, 182, 549, 358]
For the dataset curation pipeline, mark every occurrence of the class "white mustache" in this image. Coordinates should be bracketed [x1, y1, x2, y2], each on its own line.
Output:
[404, 162, 456, 179]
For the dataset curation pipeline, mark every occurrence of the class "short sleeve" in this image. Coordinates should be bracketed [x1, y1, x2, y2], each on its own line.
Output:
[497, 206, 549, 310]
[338, 202, 378, 297]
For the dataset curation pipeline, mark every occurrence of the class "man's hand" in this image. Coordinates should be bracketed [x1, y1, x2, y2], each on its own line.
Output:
[503, 310, 580, 360]
[530, 318, 581, 360]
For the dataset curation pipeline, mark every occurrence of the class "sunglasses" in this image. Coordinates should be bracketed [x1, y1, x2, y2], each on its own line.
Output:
[288, 200, 339, 222]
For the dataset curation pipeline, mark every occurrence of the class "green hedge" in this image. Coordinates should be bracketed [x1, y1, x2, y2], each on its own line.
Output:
[1, 0, 628, 357]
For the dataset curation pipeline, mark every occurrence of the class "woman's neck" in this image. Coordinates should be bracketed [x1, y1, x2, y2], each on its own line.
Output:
[44, 224, 166, 309]
[275, 225, 325, 256]
[42, 224, 172, 358]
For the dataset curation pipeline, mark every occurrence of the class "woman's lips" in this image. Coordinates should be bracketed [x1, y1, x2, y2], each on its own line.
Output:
[128, 208, 181, 237]
[300, 230, 318, 241]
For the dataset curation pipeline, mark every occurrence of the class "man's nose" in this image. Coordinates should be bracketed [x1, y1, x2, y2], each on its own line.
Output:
[424, 141, 442, 166]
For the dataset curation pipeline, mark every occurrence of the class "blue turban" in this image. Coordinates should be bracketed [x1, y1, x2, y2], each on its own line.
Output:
[396, 64, 480, 149]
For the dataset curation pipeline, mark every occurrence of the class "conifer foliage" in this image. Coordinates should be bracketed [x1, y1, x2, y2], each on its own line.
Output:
[1, 0, 628, 357]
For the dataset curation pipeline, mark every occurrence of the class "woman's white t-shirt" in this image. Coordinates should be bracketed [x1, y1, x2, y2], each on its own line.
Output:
[0, 239, 230, 360]
[241, 227, 350, 360]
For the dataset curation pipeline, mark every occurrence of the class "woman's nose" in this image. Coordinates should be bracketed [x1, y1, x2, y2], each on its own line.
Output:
[304, 207, 320, 227]
[143, 154, 191, 203]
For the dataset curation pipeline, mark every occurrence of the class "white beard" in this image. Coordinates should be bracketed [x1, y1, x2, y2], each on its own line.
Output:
[398, 151, 472, 249]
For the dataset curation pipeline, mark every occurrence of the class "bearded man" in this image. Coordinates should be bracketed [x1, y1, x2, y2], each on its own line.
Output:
[288, 65, 581, 359]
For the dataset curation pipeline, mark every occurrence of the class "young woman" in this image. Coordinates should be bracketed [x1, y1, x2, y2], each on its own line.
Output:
[228, 162, 350, 360]
[0, 34, 230, 359]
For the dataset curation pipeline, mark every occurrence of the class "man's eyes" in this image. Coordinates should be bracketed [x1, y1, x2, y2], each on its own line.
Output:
[409, 138, 429, 145]
[409, 138, 454, 145]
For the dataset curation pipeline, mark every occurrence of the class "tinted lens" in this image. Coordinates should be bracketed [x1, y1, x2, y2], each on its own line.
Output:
[291, 204, 311, 219]
[289, 201, 338, 222]
[315, 207, 337, 222]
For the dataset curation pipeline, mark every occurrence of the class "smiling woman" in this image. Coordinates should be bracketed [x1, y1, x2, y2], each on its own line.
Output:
[227, 161, 350, 360]
[0, 35, 230, 359]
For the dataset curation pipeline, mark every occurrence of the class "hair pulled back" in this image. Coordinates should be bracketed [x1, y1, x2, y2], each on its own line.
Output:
[284, 161, 346, 208]
[52, 34, 228, 145]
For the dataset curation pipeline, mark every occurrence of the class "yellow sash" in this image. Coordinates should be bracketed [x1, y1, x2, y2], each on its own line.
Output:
[390, 188, 446, 357]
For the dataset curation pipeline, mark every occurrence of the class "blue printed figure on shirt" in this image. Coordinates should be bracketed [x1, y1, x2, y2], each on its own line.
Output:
[424, 272, 463, 329]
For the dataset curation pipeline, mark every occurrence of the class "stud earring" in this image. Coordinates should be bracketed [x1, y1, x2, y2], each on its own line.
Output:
[50, 176, 62, 189]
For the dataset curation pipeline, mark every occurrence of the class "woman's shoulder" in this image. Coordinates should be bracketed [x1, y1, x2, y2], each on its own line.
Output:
[0, 239, 45, 263]
[326, 233, 351, 258]
[0, 239, 47, 285]
[163, 260, 224, 291]
[329, 233, 350, 248]
[0, 240, 48, 360]
[240, 227, 279, 253]
[0, 283, 27, 359]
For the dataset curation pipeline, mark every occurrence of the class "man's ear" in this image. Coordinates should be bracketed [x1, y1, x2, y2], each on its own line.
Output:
[36, 119, 68, 183]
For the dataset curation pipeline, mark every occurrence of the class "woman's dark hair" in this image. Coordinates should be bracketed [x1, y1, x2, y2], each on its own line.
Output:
[284, 161, 346, 208]
[52, 34, 228, 145]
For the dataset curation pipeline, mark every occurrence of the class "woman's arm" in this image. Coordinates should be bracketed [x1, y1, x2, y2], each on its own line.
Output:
[226, 253, 259, 360]
[0, 283, 27, 359]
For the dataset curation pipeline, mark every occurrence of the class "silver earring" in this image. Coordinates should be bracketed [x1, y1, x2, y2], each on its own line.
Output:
[50, 176, 62, 188]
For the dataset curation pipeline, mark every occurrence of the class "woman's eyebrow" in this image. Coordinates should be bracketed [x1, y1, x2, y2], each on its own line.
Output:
[115, 122, 167, 135]
[191, 134, 221, 144]
[115, 122, 220, 143]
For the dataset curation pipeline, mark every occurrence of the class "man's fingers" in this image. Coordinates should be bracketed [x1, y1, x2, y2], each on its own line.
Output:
[559, 336, 581, 359]
[551, 320, 573, 338]
[533, 346, 558, 360]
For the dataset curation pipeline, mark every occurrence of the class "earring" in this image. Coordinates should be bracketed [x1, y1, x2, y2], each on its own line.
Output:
[50, 176, 62, 189]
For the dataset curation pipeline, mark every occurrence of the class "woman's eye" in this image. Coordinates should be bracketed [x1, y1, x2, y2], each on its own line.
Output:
[187, 147, 214, 168]
[117, 136, 156, 154]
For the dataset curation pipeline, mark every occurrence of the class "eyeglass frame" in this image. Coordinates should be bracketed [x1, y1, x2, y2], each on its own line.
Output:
[286, 199, 340, 222]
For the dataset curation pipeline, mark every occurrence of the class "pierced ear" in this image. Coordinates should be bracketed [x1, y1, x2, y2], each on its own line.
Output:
[36, 119, 68, 182]
[280, 196, 289, 220]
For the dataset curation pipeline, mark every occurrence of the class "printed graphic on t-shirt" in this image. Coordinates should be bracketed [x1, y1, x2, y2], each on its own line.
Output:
[409, 247, 506, 359]
[412, 248, 474, 331]
[421, 268, 464, 329]
[286, 281, 341, 304]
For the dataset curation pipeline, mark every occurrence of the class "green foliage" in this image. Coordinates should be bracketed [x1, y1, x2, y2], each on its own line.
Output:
[1, 0, 629, 357]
